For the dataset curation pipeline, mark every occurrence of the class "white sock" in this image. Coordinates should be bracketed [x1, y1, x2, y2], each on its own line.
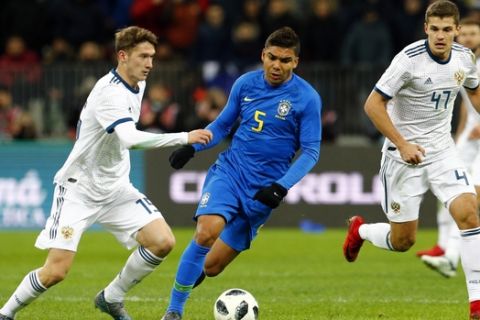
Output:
[104, 246, 163, 303]
[437, 205, 455, 249]
[358, 223, 393, 250]
[459, 227, 480, 301]
[0, 269, 47, 318]
[444, 225, 461, 269]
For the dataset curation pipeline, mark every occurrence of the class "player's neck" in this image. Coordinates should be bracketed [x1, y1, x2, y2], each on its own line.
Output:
[115, 67, 139, 89]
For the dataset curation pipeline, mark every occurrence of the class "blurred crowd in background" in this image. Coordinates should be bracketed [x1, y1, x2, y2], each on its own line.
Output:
[1, 0, 480, 143]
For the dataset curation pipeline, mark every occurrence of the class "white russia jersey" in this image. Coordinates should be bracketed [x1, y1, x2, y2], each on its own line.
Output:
[458, 58, 480, 142]
[375, 39, 479, 164]
[54, 69, 145, 202]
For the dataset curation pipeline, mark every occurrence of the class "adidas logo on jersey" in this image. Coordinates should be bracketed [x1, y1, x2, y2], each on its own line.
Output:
[424, 77, 433, 85]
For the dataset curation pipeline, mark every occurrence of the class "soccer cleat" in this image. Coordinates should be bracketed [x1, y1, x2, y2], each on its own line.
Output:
[94, 290, 132, 320]
[470, 300, 480, 319]
[0, 314, 13, 320]
[343, 215, 365, 262]
[415, 244, 445, 257]
[421, 255, 457, 278]
[161, 311, 182, 320]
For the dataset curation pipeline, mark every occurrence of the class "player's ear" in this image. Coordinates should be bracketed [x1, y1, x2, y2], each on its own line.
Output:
[261, 48, 266, 63]
[118, 50, 128, 63]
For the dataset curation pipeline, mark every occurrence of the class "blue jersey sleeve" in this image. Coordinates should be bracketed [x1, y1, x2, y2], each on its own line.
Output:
[276, 93, 322, 189]
[192, 81, 242, 152]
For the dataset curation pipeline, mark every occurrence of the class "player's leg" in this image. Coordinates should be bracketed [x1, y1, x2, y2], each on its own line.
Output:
[96, 186, 172, 319]
[448, 193, 480, 317]
[0, 184, 88, 319]
[415, 200, 450, 257]
[344, 156, 424, 261]
[164, 215, 226, 319]
[164, 168, 238, 319]
[101, 218, 175, 301]
[0, 249, 75, 319]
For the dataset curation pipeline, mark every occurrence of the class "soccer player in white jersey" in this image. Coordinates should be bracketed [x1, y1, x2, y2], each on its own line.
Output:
[0, 26, 212, 320]
[419, 17, 480, 278]
[342, 2, 480, 318]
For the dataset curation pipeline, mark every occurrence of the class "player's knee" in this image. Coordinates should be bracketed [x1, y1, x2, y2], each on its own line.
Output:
[204, 263, 224, 277]
[392, 236, 415, 252]
[194, 229, 217, 247]
[149, 233, 176, 258]
[40, 267, 69, 287]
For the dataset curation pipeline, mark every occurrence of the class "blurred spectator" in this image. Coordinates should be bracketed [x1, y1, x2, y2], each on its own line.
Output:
[0, 0, 49, 53]
[230, 21, 263, 72]
[0, 86, 37, 140]
[340, 4, 393, 66]
[97, 0, 134, 30]
[185, 86, 227, 131]
[192, 4, 231, 65]
[131, 0, 203, 57]
[46, 0, 111, 48]
[262, 0, 302, 41]
[42, 37, 76, 65]
[192, 4, 235, 89]
[165, 0, 203, 56]
[304, 0, 342, 62]
[0, 35, 41, 88]
[390, 0, 425, 53]
[78, 41, 107, 63]
[230, 0, 264, 72]
[138, 83, 182, 133]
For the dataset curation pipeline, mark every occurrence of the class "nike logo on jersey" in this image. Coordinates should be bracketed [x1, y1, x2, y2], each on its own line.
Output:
[424, 77, 433, 85]
[243, 97, 255, 102]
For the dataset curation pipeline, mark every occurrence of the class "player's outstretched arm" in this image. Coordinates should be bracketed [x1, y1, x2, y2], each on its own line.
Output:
[169, 129, 213, 169]
[187, 129, 212, 144]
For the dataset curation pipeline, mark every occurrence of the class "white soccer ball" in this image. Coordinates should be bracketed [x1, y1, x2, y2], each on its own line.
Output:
[213, 288, 259, 320]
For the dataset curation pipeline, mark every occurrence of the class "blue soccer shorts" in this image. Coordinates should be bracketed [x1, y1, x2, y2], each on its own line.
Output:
[195, 164, 272, 252]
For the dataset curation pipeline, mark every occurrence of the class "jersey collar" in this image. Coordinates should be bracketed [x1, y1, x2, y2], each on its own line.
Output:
[425, 39, 451, 65]
[110, 69, 140, 94]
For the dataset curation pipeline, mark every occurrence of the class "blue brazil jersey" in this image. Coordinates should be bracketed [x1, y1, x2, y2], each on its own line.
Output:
[194, 70, 322, 191]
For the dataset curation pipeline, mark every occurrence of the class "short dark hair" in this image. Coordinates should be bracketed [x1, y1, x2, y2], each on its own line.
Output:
[264, 26, 300, 56]
[115, 26, 158, 53]
[425, 0, 460, 25]
[460, 17, 480, 29]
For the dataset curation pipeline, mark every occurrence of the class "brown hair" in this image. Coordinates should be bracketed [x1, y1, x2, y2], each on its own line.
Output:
[425, 0, 460, 25]
[114, 26, 158, 53]
[264, 26, 300, 56]
[460, 17, 480, 29]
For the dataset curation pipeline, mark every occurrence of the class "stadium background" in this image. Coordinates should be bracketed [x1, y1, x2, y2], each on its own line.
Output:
[0, 0, 475, 229]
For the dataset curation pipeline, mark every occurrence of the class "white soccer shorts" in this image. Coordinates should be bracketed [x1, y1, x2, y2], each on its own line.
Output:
[456, 136, 480, 186]
[379, 153, 476, 223]
[35, 183, 164, 251]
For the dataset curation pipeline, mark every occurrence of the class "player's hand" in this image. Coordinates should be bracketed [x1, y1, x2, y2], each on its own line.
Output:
[398, 142, 425, 165]
[169, 145, 195, 169]
[188, 129, 212, 145]
[254, 183, 288, 209]
[468, 125, 480, 140]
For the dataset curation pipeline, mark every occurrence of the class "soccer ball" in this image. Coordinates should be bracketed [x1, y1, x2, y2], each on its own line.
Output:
[213, 288, 259, 320]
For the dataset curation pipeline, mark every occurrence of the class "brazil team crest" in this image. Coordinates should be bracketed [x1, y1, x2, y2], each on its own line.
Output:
[276, 100, 292, 120]
[200, 192, 210, 208]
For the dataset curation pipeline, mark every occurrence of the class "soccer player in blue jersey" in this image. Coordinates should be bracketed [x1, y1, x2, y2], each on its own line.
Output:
[161, 26, 322, 320]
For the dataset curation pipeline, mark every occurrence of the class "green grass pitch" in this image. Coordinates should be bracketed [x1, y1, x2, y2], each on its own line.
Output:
[0, 228, 468, 319]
